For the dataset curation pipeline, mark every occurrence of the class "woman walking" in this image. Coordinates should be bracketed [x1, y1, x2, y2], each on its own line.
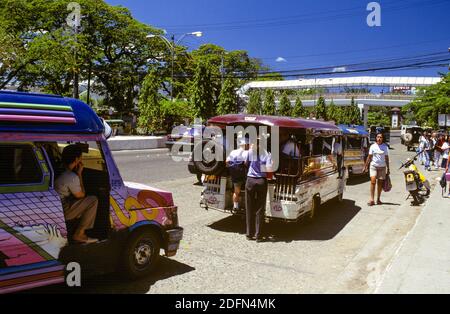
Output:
[364, 133, 390, 206]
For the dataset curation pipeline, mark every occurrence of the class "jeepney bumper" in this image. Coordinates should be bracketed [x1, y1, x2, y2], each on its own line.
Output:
[165, 227, 183, 257]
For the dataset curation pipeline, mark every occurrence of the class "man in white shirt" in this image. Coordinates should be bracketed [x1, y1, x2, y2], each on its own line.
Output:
[55, 145, 98, 244]
[364, 133, 390, 206]
[333, 137, 344, 178]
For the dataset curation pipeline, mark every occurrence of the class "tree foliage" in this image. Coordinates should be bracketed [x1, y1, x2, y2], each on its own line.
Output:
[314, 96, 327, 120]
[247, 89, 262, 114]
[326, 100, 341, 123]
[292, 97, 307, 118]
[138, 70, 162, 134]
[278, 92, 292, 116]
[217, 78, 238, 115]
[262, 89, 276, 115]
[402, 73, 450, 128]
[190, 62, 215, 120]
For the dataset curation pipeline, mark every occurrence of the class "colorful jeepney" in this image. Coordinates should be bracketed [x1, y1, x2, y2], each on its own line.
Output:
[198, 115, 346, 221]
[0, 91, 182, 293]
[337, 125, 369, 176]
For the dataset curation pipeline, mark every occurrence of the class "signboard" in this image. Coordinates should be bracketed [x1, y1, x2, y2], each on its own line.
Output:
[392, 114, 398, 128]
[438, 114, 450, 127]
[438, 114, 446, 127]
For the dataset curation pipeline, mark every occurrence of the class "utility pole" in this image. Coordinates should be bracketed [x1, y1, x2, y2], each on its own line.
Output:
[171, 35, 175, 101]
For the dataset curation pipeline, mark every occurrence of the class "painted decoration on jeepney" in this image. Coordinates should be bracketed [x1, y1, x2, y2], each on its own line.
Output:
[0, 191, 67, 268]
[109, 182, 175, 230]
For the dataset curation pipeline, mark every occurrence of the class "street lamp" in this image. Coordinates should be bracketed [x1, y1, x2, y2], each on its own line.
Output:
[146, 31, 203, 100]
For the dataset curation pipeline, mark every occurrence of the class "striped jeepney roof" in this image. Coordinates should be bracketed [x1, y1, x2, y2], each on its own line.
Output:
[0, 91, 103, 134]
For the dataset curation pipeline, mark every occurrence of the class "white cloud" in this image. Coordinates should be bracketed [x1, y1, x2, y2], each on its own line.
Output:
[332, 67, 347, 73]
[276, 57, 287, 63]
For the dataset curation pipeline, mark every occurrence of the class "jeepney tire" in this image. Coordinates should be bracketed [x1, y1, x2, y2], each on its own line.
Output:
[121, 229, 161, 280]
[193, 140, 225, 175]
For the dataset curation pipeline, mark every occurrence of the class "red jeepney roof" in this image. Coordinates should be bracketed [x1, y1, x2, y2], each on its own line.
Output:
[208, 114, 341, 132]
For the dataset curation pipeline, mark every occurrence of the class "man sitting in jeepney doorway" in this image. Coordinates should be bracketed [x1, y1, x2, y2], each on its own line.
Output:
[55, 145, 98, 244]
[226, 137, 250, 212]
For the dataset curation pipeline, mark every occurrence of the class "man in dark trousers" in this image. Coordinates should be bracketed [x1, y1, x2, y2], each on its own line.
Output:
[245, 138, 274, 242]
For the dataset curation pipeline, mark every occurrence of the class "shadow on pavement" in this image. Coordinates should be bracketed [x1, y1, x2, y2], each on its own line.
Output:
[25, 257, 195, 294]
[208, 199, 361, 242]
[346, 175, 370, 186]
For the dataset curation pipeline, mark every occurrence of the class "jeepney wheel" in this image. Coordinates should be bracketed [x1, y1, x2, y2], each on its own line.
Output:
[122, 229, 161, 279]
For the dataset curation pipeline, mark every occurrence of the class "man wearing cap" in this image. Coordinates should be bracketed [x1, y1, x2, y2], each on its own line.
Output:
[226, 137, 250, 212]
[245, 137, 274, 242]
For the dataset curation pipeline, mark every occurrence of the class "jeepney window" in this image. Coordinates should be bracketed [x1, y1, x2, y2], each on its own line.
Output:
[0, 144, 43, 185]
[81, 141, 107, 172]
[55, 141, 107, 172]
[347, 137, 363, 149]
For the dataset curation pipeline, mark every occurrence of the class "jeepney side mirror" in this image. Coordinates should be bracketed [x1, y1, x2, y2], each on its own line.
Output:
[102, 118, 113, 139]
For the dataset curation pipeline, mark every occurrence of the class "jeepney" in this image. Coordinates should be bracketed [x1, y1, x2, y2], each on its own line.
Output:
[0, 91, 183, 293]
[338, 124, 369, 176]
[196, 115, 346, 221]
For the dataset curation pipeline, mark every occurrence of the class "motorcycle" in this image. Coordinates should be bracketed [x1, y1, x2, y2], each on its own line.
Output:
[399, 151, 431, 205]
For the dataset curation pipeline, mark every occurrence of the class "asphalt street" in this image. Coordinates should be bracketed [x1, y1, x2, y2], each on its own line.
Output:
[30, 135, 442, 294]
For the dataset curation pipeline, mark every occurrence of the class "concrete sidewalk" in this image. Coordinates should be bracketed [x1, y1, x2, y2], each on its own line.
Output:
[106, 135, 166, 151]
[376, 181, 450, 293]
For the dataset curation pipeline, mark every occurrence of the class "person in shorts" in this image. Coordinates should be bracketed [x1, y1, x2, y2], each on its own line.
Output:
[226, 137, 249, 211]
[364, 133, 390, 206]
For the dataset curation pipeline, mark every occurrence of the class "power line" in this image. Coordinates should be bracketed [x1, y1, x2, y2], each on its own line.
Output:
[160, 0, 449, 33]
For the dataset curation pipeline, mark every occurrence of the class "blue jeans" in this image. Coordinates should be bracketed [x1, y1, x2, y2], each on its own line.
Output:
[424, 150, 431, 169]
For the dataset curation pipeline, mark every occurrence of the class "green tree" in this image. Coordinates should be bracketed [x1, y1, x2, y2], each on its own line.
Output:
[138, 71, 163, 134]
[327, 100, 341, 123]
[190, 62, 215, 120]
[246, 89, 262, 114]
[278, 92, 292, 116]
[314, 96, 327, 120]
[0, 0, 163, 111]
[292, 97, 307, 118]
[262, 89, 276, 115]
[367, 106, 391, 126]
[217, 78, 238, 115]
[402, 73, 450, 128]
[348, 97, 362, 125]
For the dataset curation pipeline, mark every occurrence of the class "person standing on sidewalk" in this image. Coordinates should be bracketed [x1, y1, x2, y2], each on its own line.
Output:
[441, 136, 449, 169]
[418, 132, 427, 165]
[423, 133, 433, 171]
[434, 134, 445, 170]
[245, 138, 273, 242]
[364, 133, 390, 206]
[445, 149, 450, 197]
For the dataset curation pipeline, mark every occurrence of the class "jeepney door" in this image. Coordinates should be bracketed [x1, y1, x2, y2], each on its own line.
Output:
[0, 143, 66, 293]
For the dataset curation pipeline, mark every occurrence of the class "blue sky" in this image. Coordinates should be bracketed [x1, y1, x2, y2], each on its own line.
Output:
[105, 0, 450, 77]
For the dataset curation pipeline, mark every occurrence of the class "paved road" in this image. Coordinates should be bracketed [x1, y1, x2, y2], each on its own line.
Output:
[32, 135, 442, 294]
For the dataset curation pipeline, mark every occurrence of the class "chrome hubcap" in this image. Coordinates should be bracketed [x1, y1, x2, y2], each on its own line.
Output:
[134, 242, 152, 266]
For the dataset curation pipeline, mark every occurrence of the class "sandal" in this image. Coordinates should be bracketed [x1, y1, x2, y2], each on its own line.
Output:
[377, 200, 383, 205]
[367, 201, 375, 206]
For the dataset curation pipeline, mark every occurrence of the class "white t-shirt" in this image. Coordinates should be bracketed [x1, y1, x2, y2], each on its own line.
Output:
[442, 142, 449, 159]
[282, 139, 300, 157]
[226, 147, 248, 164]
[369, 143, 389, 168]
[333, 142, 343, 155]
